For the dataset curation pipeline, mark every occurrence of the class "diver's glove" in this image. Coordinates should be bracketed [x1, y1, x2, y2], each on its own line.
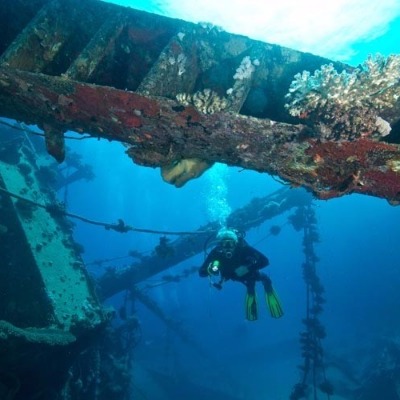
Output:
[207, 260, 220, 276]
[234, 265, 250, 277]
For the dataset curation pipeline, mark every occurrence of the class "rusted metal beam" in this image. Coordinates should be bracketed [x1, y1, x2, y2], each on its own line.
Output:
[64, 12, 128, 82]
[0, 0, 113, 75]
[0, 66, 400, 202]
[97, 187, 313, 300]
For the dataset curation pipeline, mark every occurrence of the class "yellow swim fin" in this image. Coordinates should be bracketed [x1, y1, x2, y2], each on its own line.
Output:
[265, 288, 284, 318]
[245, 292, 258, 321]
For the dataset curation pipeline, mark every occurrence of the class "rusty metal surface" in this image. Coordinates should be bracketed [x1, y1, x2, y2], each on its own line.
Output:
[0, 0, 399, 203]
[0, 124, 105, 332]
[1, 66, 400, 202]
[0, 123, 107, 399]
[0, 0, 344, 120]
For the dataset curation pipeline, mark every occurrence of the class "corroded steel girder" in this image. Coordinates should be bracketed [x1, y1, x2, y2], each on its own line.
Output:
[0, 66, 400, 203]
[98, 187, 313, 299]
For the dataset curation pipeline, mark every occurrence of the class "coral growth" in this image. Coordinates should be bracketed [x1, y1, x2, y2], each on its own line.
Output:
[176, 89, 229, 114]
[176, 56, 259, 115]
[285, 54, 400, 140]
[233, 55, 258, 80]
[227, 56, 260, 112]
[168, 53, 187, 76]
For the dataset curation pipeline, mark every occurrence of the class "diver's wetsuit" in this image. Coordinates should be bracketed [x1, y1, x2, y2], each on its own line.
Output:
[199, 239, 272, 293]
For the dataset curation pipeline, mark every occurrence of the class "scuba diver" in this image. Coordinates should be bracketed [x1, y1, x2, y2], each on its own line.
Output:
[199, 228, 284, 321]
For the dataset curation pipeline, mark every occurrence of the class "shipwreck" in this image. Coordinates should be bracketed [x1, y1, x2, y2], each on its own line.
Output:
[1, 0, 400, 398]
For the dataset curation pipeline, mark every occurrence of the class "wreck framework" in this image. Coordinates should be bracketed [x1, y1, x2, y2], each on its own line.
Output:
[0, 121, 314, 398]
[1, 0, 400, 398]
[0, 0, 399, 202]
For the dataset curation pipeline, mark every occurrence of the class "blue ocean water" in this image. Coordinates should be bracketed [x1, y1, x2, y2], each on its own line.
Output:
[6, 2, 399, 399]
[58, 3, 400, 399]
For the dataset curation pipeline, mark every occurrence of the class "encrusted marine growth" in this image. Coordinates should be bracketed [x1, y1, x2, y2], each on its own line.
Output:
[176, 56, 259, 116]
[285, 54, 400, 140]
[226, 56, 259, 112]
[232, 55, 258, 80]
[161, 158, 212, 187]
[176, 89, 229, 114]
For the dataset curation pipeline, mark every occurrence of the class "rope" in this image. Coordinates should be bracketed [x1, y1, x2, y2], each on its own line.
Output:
[0, 186, 212, 236]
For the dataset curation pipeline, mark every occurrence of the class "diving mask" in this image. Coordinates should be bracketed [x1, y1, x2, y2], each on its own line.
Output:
[216, 228, 239, 258]
[220, 239, 237, 258]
